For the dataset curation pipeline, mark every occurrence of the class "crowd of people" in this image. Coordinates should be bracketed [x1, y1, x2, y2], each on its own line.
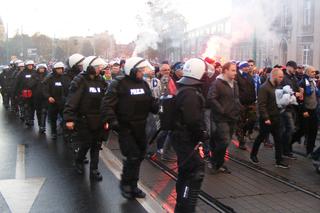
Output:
[0, 54, 320, 213]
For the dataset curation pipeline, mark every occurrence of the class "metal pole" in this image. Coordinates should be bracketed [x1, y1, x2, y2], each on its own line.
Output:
[6, 23, 9, 62]
[252, 28, 257, 62]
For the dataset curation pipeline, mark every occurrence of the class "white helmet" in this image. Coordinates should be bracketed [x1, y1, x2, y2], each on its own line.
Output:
[14, 59, 23, 65]
[182, 58, 207, 80]
[25, 60, 35, 66]
[53, 62, 65, 69]
[36, 63, 48, 70]
[18, 62, 25, 67]
[82, 56, 107, 71]
[68, 53, 85, 68]
[124, 57, 154, 76]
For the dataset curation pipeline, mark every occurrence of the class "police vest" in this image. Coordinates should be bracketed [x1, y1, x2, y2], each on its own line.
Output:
[115, 77, 153, 122]
[79, 77, 106, 116]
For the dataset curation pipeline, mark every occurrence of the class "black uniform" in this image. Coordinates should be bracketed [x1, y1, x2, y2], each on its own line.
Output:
[0, 67, 13, 109]
[101, 75, 158, 197]
[15, 68, 37, 126]
[43, 71, 69, 138]
[64, 72, 107, 179]
[33, 70, 48, 132]
[10, 68, 24, 114]
[171, 78, 207, 213]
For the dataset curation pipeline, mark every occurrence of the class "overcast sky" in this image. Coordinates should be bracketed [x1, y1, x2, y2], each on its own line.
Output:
[0, 0, 231, 44]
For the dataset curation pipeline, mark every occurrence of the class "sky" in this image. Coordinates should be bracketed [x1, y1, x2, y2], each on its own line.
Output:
[0, 0, 231, 44]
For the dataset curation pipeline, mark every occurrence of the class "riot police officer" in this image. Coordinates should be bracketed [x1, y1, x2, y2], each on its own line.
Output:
[171, 58, 208, 213]
[0, 65, 11, 109]
[65, 53, 85, 84]
[12, 62, 26, 116]
[33, 64, 49, 133]
[15, 60, 37, 126]
[101, 57, 158, 199]
[43, 62, 69, 140]
[64, 56, 107, 181]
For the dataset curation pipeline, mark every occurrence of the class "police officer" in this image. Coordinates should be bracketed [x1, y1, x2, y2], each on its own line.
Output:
[64, 56, 107, 181]
[0, 65, 12, 109]
[12, 62, 26, 116]
[101, 57, 158, 199]
[33, 64, 49, 133]
[171, 58, 208, 213]
[43, 62, 69, 140]
[65, 53, 85, 84]
[15, 60, 37, 126]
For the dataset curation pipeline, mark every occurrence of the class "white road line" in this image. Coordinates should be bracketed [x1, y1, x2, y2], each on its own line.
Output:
[15, 144, 26, 180]
[0, 144, 46, 213]
[100, 146, 167, 213]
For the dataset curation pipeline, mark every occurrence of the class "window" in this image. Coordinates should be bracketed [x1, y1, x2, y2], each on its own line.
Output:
[283, 4, 292, 27]
[303, 0, 312, 26]
[302, 44, 312, 65]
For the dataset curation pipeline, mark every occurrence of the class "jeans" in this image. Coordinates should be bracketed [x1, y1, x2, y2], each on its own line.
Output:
[303, 109, 318, 155]
[281, 110, 296, 155]
[210, 121, 235, 169]
[251, 117, 283, 163]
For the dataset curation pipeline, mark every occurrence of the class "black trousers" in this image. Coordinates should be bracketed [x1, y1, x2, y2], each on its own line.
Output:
[1, 91, 10, 108]
[34, 102, 47, 129]
[118, 121, 147, 188]
[303, 109, 318, 155]
[76, 140, 102, 170]
[251, 117, 283, 163]
[172, 130, 204, 213]
[48, 104, 63, 134]
[23, 98, 35, 124]
[236, 105, 257, 146]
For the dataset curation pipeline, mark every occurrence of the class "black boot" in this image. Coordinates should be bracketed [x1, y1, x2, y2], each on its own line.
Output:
[131, 186, 146, 198]
[90, 169, 103, 181]
[120, 184, 134, 199]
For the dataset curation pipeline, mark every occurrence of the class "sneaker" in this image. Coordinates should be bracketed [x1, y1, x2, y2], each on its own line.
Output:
[275, 161, 289, 169]
[283, 154, 297, 160]
[90, 170, 103, 181]
[250, 155, 259, 164]
[157, 149, 164, 155]
[219, 166, 231, 174]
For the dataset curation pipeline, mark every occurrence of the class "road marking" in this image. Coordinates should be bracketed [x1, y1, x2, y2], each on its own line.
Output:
[0, 144, 45, 213]
[100, 145, 167, 213]
[16, 144, 26, 179]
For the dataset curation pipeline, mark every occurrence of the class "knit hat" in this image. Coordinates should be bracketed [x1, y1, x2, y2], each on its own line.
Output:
[214, 62, 222, 69]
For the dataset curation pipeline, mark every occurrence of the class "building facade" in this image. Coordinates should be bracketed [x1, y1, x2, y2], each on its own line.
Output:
[231, 0, 320, 68]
